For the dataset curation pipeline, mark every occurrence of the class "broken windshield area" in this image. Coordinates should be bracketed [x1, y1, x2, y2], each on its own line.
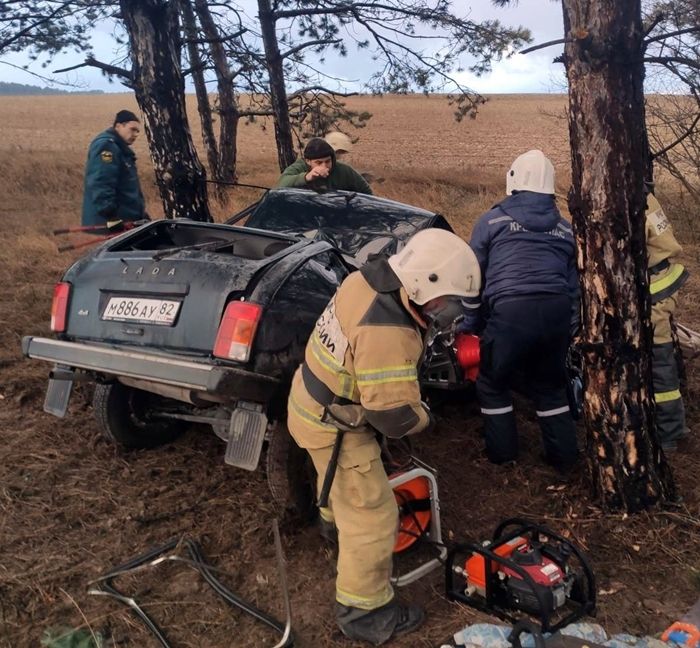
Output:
[242, 188, 453, 260]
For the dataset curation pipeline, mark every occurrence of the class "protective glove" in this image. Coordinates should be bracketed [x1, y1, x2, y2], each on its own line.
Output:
[105, 219, 125, 231]
[403, 401, 435, 436]
[421, 401, 436, 435]
[323, 403, 367, 431]
[457, 297, 484, 335]
[455, 317, 474, 335]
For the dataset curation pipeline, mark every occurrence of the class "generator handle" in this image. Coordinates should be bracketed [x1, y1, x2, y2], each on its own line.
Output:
[509, 620, 546, 648]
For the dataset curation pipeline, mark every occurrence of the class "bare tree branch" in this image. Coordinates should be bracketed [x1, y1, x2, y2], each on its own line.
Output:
[280, 38, 341, 59]
[54, 55, 132, 80]
[651, 110, 700, 160]
[645, 26, 700, 45]
[287, 85, 359, 99]
[520, 37, 570, 54]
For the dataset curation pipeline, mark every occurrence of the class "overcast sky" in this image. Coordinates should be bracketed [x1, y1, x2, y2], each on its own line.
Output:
[0, 0, 567, 94]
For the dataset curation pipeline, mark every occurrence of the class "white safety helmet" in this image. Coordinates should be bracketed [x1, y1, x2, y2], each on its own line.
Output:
[388, 229, 481, 305]
[506, 149, 555, 195]
[324, 131, 353, 154]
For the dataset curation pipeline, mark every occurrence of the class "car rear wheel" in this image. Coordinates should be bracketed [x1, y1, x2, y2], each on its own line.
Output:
[93, 382, 186, 450]
[265, 421, 317, 523]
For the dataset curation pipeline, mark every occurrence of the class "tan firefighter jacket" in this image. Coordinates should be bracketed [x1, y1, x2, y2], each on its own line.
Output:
[646, 194, 688, 304]
[288, 257, 431, 447]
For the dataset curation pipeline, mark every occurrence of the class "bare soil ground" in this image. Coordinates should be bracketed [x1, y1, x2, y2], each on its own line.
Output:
[1, 94, 699, 648]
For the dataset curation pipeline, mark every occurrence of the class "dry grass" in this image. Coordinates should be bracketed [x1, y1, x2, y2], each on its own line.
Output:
[0, 92, 574, 370]
[2, 93, 700, 648]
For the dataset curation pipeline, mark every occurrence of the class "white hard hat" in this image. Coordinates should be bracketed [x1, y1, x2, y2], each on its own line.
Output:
[324, 131, 353, 154]
[506, 149, 555, 195]
[388, 229, 481, 305]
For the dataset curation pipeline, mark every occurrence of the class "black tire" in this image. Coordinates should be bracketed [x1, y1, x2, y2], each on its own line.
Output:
[93, 382, 186, 450]
[265, 422, 318, 523]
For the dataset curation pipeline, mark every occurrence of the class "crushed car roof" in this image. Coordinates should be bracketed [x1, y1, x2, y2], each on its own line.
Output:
[238, 188, 452, 262]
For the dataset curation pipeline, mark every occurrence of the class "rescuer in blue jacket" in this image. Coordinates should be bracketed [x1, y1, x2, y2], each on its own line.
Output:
[461, 149, 579, 471]
[81, 110, 146, 227]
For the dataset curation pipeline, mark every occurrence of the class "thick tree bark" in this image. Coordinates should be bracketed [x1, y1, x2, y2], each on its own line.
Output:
[120, 0, 211, 221]
[258, 0, 296, 171]
[194, 0, 240, 191]
[562, 0, 675, 510]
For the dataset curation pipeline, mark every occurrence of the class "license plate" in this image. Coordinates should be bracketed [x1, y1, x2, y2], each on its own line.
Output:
[102, 297, 181, 325]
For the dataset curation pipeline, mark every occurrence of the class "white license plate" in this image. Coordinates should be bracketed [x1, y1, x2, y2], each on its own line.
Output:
[102, 297, 181, 325]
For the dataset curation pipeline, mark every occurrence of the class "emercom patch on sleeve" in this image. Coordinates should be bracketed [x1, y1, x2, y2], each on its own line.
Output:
[648, 207, 670, 236]
[315, 295, 348, 365]
[100, 150, 114, 163]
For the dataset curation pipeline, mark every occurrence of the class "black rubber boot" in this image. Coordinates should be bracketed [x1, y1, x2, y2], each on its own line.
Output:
[336, 599, 425, 645]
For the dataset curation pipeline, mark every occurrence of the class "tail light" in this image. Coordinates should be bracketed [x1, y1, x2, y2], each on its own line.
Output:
[213, 301, 262, 363]
[50, 282, 71, 332]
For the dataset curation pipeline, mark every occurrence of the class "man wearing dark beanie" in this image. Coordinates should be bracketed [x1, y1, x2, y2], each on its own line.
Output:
[81, 110, 147, 226]
[277, 136, 372, 194]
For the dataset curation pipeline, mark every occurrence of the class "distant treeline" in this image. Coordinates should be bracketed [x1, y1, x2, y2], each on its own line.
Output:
[0, 81, 104, 96]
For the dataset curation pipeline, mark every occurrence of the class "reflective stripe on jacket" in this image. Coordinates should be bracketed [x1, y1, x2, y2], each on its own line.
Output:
[646, 194, 688, 303]
[290, 257, 430, 445]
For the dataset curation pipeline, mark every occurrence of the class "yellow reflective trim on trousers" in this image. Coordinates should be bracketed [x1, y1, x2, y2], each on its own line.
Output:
[336, 585, 395, 610]
[650, 263, 685, 295]
[309, 333, 355, 398]
[356, 364, 417, 386]
[654, 389, 682, 403]
[289, 395, 336, 430]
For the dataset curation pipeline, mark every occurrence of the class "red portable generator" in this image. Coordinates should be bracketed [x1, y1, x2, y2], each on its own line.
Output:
[446, 518, 596, 633]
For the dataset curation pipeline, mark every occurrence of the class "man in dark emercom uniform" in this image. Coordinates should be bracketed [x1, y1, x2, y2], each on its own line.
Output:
[81, 110, 146, 227]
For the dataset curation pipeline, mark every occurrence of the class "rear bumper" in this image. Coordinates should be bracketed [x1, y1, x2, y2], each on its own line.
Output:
[22, 336, 279, 403]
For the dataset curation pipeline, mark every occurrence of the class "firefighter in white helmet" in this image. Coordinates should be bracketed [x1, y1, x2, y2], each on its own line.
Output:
[645, 182, 689, 451]
[287, 228, 480, 645]
[460, 149, 580, 472]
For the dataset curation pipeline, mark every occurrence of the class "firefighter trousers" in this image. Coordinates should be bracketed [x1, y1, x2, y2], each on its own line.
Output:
[288, 406, 398, 611]
[475, 294, 578, 469]
[652, 296, 686, 443]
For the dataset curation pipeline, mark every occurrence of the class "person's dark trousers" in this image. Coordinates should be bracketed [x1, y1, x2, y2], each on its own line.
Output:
[476, 294, 578, 468]
[652, 341, 686, 444]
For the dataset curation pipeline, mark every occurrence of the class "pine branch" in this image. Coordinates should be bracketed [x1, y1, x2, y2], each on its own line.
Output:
[280, 38, 342, 60]
[645, 26, 700, 45]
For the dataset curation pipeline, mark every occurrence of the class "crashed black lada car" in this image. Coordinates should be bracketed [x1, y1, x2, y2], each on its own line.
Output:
[22, 189, 475, 514]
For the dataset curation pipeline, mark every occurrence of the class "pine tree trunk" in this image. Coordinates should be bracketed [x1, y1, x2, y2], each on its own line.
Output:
[120, 0, 211, 221]
[194, 0, 240, 192]
[258, 0, 296, 171]
[181, 0, 224, 204]
[562, 0, 675, 510]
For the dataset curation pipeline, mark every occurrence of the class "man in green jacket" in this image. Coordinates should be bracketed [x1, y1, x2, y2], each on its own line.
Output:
[81, 110, 147, 227]
[277, 137, 372, 194]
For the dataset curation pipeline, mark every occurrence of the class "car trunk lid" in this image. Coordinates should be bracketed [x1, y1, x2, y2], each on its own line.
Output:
[61, 220, 304, 355]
